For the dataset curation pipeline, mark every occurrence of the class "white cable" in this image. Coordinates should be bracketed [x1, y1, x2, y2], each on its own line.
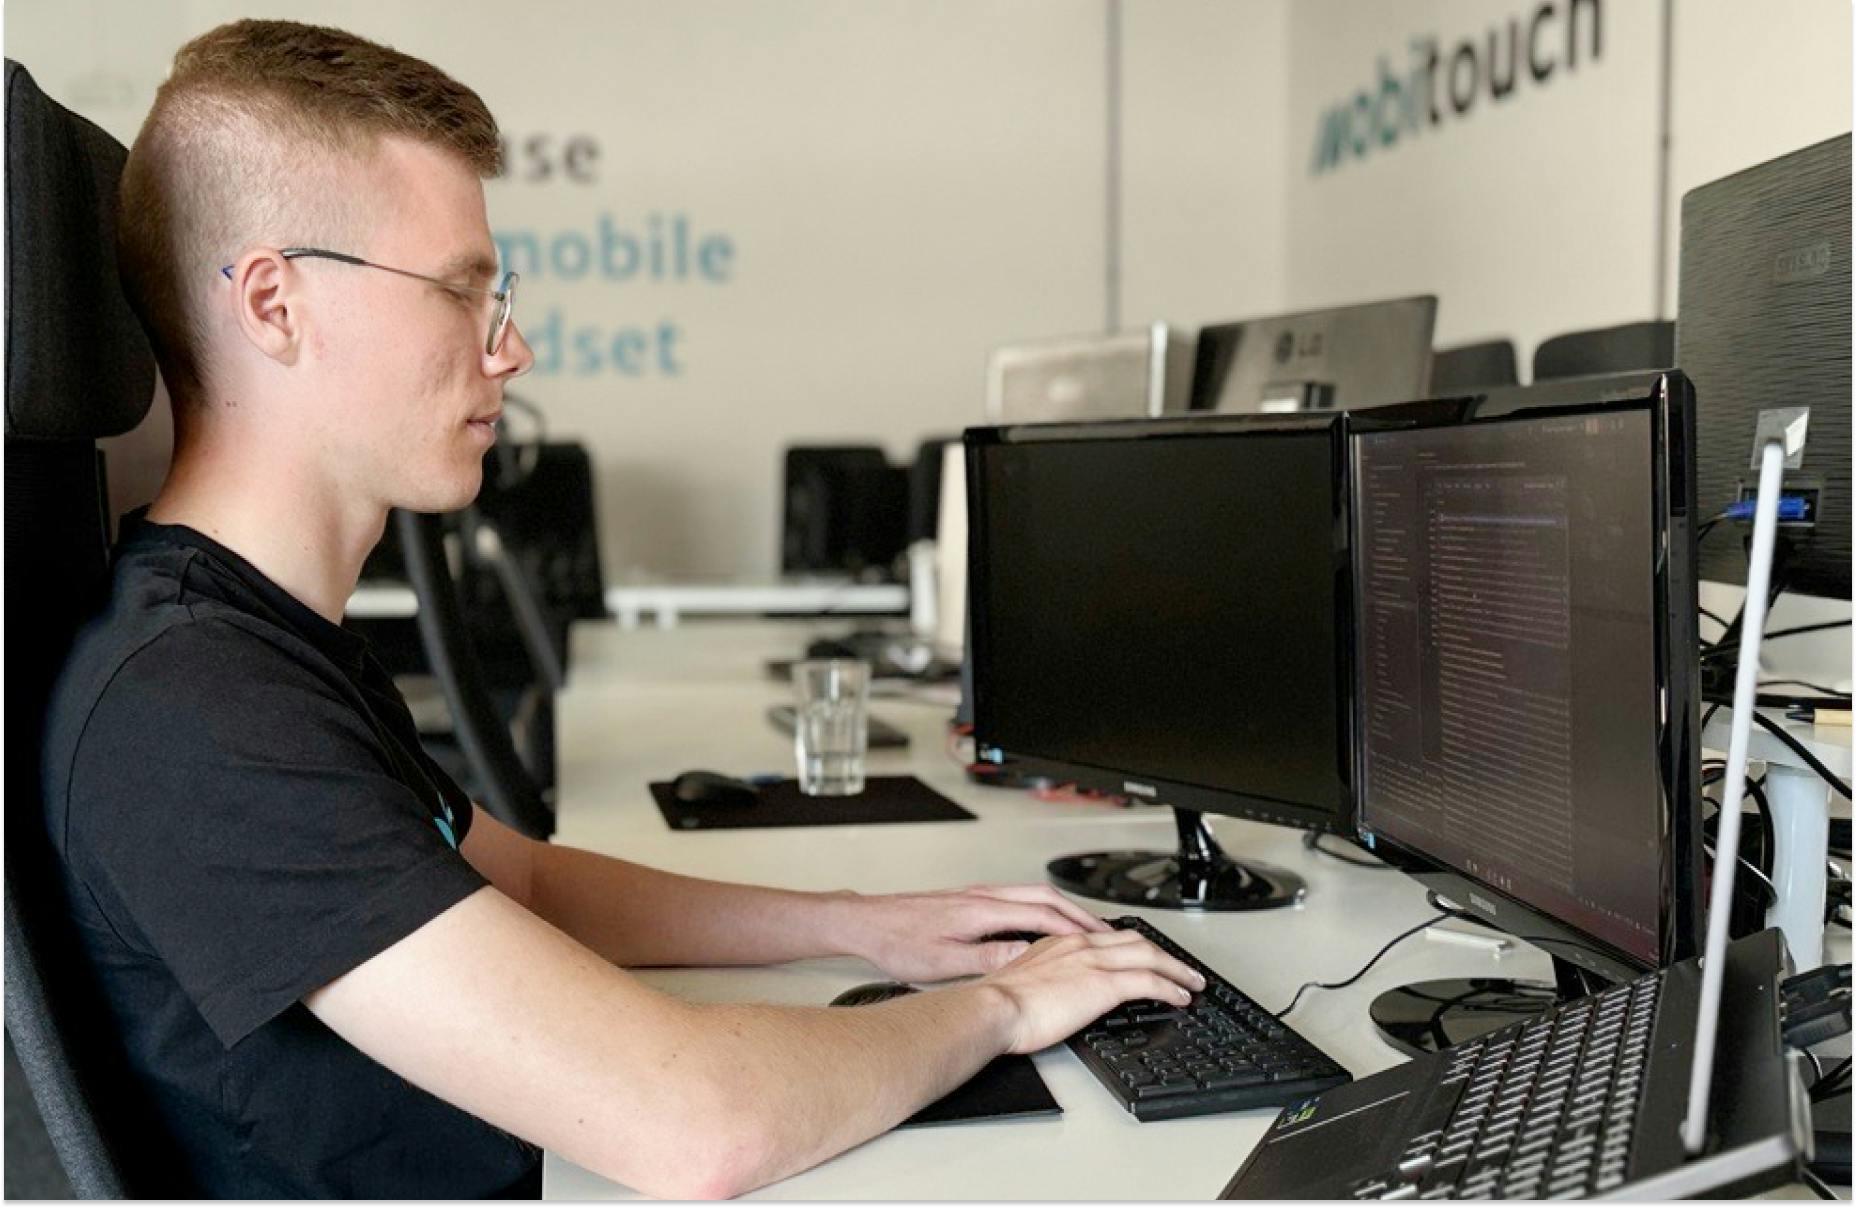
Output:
[1681, 437, 1787, 1155]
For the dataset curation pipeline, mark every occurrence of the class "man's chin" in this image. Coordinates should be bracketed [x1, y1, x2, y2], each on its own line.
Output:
[397, 470, 483, 516]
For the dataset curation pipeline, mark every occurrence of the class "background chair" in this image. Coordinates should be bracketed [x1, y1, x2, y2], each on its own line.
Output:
[1429, 338, 1519, 394]
[4, 58, 176, 1197]
[355, 420, 604, 831]
[394, 505, 558, 839]
[1532, 319, 1675, 382]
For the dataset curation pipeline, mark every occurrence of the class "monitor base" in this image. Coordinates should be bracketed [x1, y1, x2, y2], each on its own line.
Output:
[1369, 957, 1602, 1056]
[1046, 808, 1306, 911]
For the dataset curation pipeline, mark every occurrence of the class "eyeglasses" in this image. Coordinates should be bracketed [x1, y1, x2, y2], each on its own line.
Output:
[219, 247, 519, 356]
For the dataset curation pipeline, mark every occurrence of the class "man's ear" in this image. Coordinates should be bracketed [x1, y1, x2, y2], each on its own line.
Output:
[227, 249, 300, 365]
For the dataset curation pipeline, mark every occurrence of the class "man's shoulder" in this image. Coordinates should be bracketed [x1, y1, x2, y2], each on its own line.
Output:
[43, 547, 354, 821]
[54, 542, 318, 712]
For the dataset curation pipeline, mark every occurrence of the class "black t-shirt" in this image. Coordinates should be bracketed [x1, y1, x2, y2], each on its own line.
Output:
[41, 516, 542, 1198]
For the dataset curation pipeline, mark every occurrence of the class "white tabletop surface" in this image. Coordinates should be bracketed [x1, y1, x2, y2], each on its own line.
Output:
[542, 620, 1848, 1201]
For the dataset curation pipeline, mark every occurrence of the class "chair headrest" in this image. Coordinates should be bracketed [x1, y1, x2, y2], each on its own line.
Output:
[5, 60, 155, 443]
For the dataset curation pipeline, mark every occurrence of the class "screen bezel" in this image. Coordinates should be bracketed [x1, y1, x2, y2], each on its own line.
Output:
[1347, 372, 1703, 983]
[964, 411, 1357, 835]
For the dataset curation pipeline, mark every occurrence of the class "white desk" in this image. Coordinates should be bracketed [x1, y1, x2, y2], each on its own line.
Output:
[1701, 710, 1851, 972]
[544, 621, 1848, 1200]
[343, 579, 908, 628]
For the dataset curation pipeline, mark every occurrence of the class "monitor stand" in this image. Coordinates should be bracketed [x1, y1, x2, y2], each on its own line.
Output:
[1368, 953, 1611, 1057]
[1045, 808, 1306, 911]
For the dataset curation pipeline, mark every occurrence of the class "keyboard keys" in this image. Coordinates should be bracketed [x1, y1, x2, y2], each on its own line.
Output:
[1068, 917, 1348, 1120]
[1331, 963, 1671, 1199]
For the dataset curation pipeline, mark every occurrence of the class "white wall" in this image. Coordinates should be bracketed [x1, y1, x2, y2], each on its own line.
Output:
[1121, 0, 1288, 329]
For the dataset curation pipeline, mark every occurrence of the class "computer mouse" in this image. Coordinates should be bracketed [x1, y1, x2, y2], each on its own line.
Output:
[829, 981, 919, 1008]
[979, 930, 1051, 945]
[670, 770, 761, 810]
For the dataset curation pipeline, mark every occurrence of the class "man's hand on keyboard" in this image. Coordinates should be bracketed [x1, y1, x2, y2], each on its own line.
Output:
[977, 929, 1206, 1056]
[844, 883, 1109, 983]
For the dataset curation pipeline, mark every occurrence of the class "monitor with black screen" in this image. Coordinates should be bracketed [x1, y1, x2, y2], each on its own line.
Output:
[1189, 295, 1437, 415]
[965, 413, 1353, 911]
[1350, 372, 1703, 1053]
[1678, 133, 1850, 603]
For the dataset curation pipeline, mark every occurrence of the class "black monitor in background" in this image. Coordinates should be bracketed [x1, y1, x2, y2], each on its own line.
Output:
[1678, 132, 1850, 601]
[965, 413, 1353, 911]
[907, 435, 959, 546]
[780, 446, 909, 578]
[1188, 295, 1437, 415]
[1350, 372, 1703, 1054]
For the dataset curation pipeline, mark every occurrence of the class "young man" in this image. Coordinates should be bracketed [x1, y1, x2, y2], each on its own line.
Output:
[41, 19, 1201, 1199]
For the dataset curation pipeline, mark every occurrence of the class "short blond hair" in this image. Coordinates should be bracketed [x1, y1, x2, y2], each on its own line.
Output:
[118, 19, 502, 404]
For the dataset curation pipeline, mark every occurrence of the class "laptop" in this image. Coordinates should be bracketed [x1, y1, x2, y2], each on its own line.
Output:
[1219, 929, 1806, 1199]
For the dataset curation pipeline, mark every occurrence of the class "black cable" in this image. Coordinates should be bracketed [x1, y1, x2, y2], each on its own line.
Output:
[1810, 1057, 1850, 1103]
[1705, 550, 1791, 657]
[1275, 912, 1451, 1018]
[1800, 1168, 1838, 1199]
[1749, 711, 1853, 800]
[1759, 679, 1850, 698]
[1765, 619, 1853, 642]
[1302, 831, 1391, 869]
[1698, 606, 1732, 632]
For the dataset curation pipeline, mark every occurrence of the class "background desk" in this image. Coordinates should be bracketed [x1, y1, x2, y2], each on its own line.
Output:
[345, 578, 909, 629]
[543, 620, 1848, 1200]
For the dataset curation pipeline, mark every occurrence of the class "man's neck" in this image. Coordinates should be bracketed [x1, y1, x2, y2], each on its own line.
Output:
[147, 447, 387, 625]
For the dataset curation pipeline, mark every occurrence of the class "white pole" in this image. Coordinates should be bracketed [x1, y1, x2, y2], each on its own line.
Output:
[1681, 437, 1787, 1155]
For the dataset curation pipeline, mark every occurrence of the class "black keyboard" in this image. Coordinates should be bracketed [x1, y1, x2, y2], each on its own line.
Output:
[1348, 974, 1660, 1200]
[1065, 917, 1351, 1121]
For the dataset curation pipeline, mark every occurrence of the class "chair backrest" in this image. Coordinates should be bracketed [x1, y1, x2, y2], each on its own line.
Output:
[1429, 339, 1519, 394]
[1532, 320, 1675, 382]
[4, 58, 165, 1196]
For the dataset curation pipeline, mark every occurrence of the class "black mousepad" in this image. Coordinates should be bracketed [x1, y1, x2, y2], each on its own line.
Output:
[650, 775, 976, 830]
[902, 1052, 1061, 1128]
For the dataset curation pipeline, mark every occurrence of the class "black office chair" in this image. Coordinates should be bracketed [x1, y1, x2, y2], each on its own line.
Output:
[395, 506, 557, 839]
[4, 58, 177, 1196]
[367, 417, 607, 836]
[1430, 339, 1519, 394]
[1532, 320, 1674, 382]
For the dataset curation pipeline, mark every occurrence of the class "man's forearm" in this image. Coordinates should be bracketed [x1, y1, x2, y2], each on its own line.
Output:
[684, 984, 1012, 1196]
[527, 841, 862, 968]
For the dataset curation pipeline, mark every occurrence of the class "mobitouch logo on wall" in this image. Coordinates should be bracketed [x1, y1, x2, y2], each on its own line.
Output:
[1309, 0, 1603, 176]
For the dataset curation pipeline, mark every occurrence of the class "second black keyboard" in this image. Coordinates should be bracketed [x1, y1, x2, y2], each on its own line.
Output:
[1066, 916, 1351, 1121]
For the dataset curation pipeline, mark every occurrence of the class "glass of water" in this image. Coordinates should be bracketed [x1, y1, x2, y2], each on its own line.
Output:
[792, 658, 871, 796]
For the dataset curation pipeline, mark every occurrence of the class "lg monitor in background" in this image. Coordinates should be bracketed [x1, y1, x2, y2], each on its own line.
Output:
[1190, 295, 1437, 415]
